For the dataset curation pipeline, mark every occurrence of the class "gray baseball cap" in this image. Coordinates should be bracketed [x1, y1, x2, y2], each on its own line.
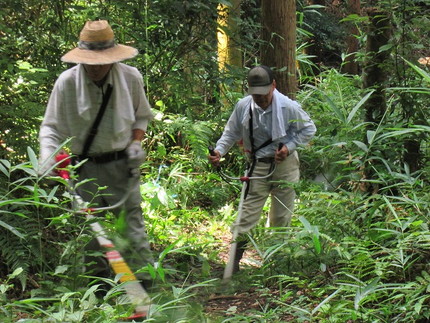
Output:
[247, 65, 274, 95]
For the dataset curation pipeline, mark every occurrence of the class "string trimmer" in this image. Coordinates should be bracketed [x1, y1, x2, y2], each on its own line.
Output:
[55, 152, 151, 320]
[209, 144, 282, 281]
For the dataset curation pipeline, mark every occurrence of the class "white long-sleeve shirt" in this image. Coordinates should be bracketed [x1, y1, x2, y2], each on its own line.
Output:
[215, 92, 316, 159]
[39, 63, 153, 161]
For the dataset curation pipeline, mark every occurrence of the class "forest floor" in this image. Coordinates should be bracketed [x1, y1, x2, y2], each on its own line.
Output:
[201, 249, 295, 322]
[165, 233, 297, 322]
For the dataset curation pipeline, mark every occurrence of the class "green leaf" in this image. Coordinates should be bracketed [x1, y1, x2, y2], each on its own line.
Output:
[320, 263, 327, 272]
[404, 58, 430, 83]
[313, 234, 322, 254]
[54, 265, 69, 275]
[27, 147, 39, 171]
[354, 277, 380, 310]
[312, 289, 340, 314]
[82, 285, 100, 301]
[376, 126, 430, 142]
[60, 291, 79, 303]
[366, 130, 376, 145]
[157, 187, 169, 207]
[340, 14, 368, 23]
[0, 284, 9, 293]
[378, 44, 393, 53]
[9, 267, 24, 279]
[299, 216, 312, 231]
[352, 140, 368, 152]
[304, 85, 345, 123]
[0, 160, 10, 177]
[347, 90, 374, 124]
[0, 219, 25, 239]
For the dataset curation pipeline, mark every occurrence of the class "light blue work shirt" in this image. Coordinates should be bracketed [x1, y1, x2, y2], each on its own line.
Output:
[215, 92, 316, 159]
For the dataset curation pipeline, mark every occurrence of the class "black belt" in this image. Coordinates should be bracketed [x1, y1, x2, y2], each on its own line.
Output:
[77, 149, 127, 164]
[256, 157, 275, 163]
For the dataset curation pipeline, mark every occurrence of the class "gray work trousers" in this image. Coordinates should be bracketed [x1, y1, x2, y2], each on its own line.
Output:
[236, 151, 300, 234]
[77, 158, 153, 280]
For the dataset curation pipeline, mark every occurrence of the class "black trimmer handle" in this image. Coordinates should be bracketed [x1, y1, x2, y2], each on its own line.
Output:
[208, 146, 217, 156]
[278, 142, 284, 150]
[208, 146, 220, 169]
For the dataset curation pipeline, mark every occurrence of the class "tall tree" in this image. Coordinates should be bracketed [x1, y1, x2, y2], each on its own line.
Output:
[342, 0, 361, 74]
[261, 0, 297, 98]
[362, 8, 391, 127]
[217, 0, 242, 71]
[361, 7, 392, 193]
[217, 0, 242, 106]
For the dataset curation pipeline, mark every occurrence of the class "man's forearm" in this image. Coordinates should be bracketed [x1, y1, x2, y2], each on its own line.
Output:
[39, 125, 62, 161]
[132, 128, 146, 142]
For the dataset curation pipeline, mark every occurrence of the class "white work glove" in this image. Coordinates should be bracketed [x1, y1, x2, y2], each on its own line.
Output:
[38, 146, 57, 177]
[126, 140, 147, 169]
[38, 158, 56, 177]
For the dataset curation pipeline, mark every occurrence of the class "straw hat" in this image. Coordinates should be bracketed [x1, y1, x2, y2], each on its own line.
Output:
[61, 20, 138, 65]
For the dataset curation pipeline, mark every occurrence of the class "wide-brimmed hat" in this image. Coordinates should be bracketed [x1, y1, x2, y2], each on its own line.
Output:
[247, 65, 274, 95]
[61, 20, 138, 65]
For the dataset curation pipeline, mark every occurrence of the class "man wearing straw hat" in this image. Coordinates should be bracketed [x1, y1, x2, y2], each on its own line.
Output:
[39, 20, 154, 287]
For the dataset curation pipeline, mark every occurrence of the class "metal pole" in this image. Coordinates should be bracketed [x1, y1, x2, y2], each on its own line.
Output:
[223, 168, 249, 281]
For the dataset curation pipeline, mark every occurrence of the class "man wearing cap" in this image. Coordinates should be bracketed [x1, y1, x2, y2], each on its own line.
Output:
[208, 65, 316, 273]
[39, 20, 154, 285]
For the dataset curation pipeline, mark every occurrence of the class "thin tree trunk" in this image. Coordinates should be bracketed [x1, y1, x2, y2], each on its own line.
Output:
[217, 0, 242, 70]
[342, 0, 360, 75]
[217, 0, 242, 106]
[362, 8, 392, 193]
[362, 8, 391, 126]
[261, 0, 297, 98]
[305, 0, 325, 77]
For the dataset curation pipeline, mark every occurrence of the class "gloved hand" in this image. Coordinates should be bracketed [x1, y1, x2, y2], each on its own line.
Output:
[126, 140, 147, 169]
[38, 158, 56, 177]
[38, 154, 58, 187]
[38, 146, 57, 177]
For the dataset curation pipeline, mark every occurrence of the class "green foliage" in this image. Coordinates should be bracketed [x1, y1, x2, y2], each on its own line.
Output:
[221, 78, 430, 318]
[300, 2, 348, 66]
[1, 0, 430, 322]
[142, 110, 236, 211]
[226, 181, 429, 322]
[0, 153, 58, 289]
[0, 1, 75, 163]
[298, 70, 368, 184]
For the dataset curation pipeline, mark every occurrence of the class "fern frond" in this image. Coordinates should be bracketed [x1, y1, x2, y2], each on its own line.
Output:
[0, 214, 31, 290]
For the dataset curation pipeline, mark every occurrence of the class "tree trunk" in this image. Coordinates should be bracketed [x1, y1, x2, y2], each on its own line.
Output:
[403, 139, 421, 173]
[261, 0, 297, 99]
[217, 0, 242, 70]
[304, 0, 325, 76]
[342, 0, 360, 75]
[217, 0, 242, 106]
[362, 8, 392, 193]
[362, 8, 391, 126]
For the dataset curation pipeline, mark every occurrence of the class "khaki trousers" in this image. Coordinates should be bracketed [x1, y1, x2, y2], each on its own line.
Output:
[77, 158, 153, 280]
[236, 151, 300, 234]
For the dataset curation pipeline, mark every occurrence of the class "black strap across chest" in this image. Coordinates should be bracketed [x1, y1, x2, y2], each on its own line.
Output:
[248, 104, 273, 160]
[81, 84, 113, 157]
[244, 103, 275, 199]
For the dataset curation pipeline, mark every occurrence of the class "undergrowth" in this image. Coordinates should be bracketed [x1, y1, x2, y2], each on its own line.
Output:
[1, 69, 429, 322]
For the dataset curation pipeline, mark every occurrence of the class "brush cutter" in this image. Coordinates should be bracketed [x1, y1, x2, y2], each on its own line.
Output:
[209, 144, 282, 281]
[55, 152, 151, 320]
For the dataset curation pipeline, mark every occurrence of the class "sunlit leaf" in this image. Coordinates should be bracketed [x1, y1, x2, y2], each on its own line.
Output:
[352, 140, 368, 152]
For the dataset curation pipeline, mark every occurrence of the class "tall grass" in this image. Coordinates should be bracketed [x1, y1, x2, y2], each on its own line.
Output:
[1, 68, 429, 322]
